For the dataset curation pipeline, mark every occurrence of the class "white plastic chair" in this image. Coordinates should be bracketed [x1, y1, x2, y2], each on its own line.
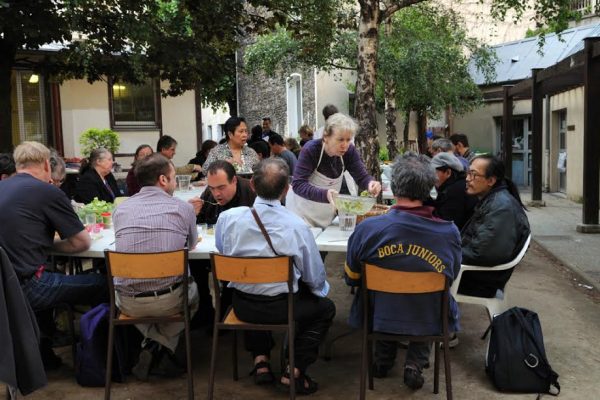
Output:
[450, 234, 532, 321]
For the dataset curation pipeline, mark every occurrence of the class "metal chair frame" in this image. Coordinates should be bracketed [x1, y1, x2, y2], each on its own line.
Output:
[103, 249, 193, 400]
[359, 263, 452, 400]
[207, 252, 296, 400]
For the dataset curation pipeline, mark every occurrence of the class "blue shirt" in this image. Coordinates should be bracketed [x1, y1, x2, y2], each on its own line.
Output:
[216, 197, 330, 297]
[346, 206, 462, 335]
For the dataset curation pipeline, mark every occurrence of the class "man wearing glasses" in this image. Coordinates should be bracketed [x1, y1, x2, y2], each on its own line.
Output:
[458, 155, 530, 298]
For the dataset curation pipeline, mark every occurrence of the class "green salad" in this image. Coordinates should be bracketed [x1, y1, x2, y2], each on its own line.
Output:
[79, 197, 114, 220]
[334, 195, 375, 215]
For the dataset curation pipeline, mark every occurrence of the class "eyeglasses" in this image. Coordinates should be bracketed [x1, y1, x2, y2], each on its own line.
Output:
[466, 170, 486, 179]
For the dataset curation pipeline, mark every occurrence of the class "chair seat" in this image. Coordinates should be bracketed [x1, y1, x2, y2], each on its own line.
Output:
[118, 312, 182, 321]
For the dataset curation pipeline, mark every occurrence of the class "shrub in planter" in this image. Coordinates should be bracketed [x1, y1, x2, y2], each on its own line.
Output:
[79, 128, 120, 158]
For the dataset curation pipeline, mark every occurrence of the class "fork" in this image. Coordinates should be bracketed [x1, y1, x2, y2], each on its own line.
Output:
[202, 199, 219, 206]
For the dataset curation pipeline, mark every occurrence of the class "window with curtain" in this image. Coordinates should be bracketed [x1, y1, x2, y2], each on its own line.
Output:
[10, 71, 48, 146]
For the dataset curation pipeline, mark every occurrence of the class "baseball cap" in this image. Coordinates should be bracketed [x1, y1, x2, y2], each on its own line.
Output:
[431, 152, 464, 172]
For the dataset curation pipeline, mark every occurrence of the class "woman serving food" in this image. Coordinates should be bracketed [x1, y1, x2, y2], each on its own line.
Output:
[288, 113, 381, 228]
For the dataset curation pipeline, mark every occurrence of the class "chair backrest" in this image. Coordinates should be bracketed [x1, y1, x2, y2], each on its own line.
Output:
[104, 249, 187, 279]
[364, 263, 447, 294]
[210, 253, 293, 284]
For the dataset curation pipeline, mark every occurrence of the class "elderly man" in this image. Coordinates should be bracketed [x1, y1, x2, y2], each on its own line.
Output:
[429, 152, 477, 230]
[0, 142, 107, 369]
[431, 138, 469, 170]
[190, 160, 256, 327]
[345, 152, 461, 390]
[113, 153, 199, 379]
[216, 158, 335, 394]
[459, 155, 530, 297]
[157, 135, 202, 177]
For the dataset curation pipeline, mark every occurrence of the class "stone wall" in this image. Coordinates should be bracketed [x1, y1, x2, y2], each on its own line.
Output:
[237, 49, 316, 137]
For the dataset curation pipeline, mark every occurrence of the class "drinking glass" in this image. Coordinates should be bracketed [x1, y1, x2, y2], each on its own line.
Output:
[339, 212, 357, 232]
[176, 175, 192, 192]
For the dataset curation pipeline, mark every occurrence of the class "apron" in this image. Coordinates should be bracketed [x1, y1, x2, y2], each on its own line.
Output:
[287, 144, 344, 228]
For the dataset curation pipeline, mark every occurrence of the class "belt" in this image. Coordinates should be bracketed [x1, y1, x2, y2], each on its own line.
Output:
[133, 281, 182, 298]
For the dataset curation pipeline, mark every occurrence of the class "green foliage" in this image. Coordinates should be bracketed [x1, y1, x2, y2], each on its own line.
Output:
[79, 129, 120, 158]
[379, 146, 389, 162]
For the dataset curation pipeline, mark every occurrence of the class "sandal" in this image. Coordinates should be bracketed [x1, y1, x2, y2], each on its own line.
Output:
[250, 361, 275, 385]
[278, 371, 319, 395]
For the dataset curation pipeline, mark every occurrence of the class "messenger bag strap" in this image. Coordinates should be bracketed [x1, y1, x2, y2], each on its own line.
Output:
[250, 207, 279, 256]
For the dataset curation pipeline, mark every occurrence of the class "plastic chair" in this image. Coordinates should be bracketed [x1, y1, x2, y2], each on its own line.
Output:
[450, 234, 532, 321]
[207, 253, 296, 400]
[359, 264, 452, 400]
[103, 249, 193, 400]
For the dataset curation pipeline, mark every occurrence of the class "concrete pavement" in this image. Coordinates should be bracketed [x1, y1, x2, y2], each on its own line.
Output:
[521, 189, 600, 288]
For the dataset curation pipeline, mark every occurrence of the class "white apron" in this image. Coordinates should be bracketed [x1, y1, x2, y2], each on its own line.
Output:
[287, 144, 344, 228]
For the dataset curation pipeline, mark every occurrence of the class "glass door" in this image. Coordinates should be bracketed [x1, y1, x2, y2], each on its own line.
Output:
[558, 111, 567, 193]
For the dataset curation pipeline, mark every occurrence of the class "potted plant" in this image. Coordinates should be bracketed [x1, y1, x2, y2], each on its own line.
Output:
[79, 128, 120, 158]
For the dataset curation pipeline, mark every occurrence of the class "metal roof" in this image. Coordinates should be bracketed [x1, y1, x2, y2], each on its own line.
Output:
[471, 22, 600, 85]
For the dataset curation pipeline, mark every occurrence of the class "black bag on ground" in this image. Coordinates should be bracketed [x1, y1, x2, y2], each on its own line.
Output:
[484, 307, 560, 395]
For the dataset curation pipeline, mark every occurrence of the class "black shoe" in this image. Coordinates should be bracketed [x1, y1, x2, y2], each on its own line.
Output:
[403, 365, 424, 390]
[372, 363, 390, 379]
[151, 350, 185, 378]
[250, 361, 275, 385]
[132, 340, 160, 381]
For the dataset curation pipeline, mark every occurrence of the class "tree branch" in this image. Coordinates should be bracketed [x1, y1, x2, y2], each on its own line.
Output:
[381, 0, 428, 22]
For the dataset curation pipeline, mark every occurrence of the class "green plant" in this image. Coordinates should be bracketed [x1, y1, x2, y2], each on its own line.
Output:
[379, 146, 389, 162]
[79, 128, 120, 157]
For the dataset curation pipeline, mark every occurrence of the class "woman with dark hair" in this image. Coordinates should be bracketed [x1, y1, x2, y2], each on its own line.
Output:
[74, 148, 122, 203]
[201, 116, 259, 174]
[126, 144, 153, 195]
[249, 140, 270, 160]
[247, 124, 263, 145]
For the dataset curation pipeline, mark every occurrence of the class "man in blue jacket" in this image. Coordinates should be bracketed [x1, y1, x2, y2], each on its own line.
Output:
[345, 152, 461, 390]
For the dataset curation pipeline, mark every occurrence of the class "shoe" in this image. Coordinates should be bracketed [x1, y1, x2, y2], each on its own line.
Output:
[371, 363, 390, 379]
[440, 333, 459, 349]
[278, 371, 319, 395]
[403, 365, 424, 390]
[250, 361, 275, 385]
[151, 350, 185, 378]
[132, 348, 154, 381]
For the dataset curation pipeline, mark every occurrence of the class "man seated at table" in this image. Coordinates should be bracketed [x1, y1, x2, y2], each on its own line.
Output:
[157, 135, 202, 178]
[113, 153, 200, 380]
[0, 141, 107, 369]
[216, 158, 335, 394]
[345, 152, 461, 390]
[459, 154, 530, 297]
[190, 160, 256, 327]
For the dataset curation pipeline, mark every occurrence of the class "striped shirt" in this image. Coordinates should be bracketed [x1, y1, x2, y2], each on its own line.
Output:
[112, 186, 197, 296]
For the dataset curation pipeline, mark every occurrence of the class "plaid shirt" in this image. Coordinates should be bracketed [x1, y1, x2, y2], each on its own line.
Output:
[112, 186, 197, 296]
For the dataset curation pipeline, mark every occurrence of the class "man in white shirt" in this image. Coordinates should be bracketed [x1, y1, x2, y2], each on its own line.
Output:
[216, 158, 335, 394]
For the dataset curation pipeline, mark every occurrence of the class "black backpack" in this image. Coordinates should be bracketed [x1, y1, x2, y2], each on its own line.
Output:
[483, 307, 560, 396]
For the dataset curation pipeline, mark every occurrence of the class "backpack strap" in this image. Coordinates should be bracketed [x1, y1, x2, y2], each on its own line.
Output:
[511, 308, 560, 396]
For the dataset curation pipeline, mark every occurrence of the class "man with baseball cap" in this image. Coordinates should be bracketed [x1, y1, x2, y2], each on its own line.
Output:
[429, 152, 477, 230]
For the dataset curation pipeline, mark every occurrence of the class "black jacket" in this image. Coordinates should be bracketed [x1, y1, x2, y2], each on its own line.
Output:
[432, 171, 477, 230]
[74, 168, 121, 204]
[0, 247, 47, 395]
[459, 185, 530, 296]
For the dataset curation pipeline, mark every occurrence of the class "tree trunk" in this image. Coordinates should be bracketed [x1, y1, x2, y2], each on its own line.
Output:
[384, 17, 398, 162]
[417, 110, 427, 155]
[355, 0, 381, 182]
[0, 39, 16, 152]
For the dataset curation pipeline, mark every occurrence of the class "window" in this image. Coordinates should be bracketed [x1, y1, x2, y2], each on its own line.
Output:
[286, 73, 303, 136]
[11, 71, 48, 145]
[109, 80, 159, 129]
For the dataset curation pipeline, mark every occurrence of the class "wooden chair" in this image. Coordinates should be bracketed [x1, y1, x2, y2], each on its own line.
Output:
[103, 249, 193, 400]
[360, 264, 452, 400]
[207, 253, 296, 400]
[450, 234, 532, 321]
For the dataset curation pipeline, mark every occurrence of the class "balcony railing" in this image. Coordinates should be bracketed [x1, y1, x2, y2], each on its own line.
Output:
[570, 0, 600, 15]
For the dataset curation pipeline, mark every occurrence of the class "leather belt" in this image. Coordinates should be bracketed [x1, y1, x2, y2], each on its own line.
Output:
[133, 281, 182, 298]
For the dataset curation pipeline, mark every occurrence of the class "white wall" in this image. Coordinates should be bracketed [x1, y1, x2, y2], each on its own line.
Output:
[160, 82, 198, 166]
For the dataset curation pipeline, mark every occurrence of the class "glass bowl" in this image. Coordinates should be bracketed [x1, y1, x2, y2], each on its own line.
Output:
[334, 194, 376, 215]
